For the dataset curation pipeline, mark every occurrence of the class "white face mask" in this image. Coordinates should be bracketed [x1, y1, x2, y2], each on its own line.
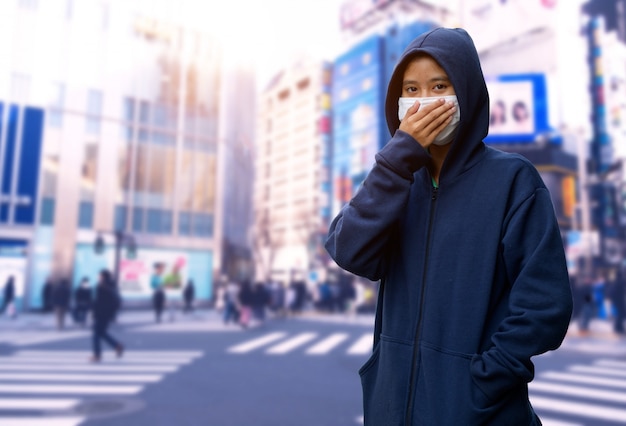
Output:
[398, 95, 461, 146]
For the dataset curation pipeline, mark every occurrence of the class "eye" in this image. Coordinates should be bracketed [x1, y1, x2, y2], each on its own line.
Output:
[434, 84, 447, 90]
[405, 86, 418, 94]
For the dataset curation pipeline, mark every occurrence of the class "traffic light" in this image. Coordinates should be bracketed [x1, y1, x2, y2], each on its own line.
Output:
[94, 234, 105, 254]
[126, 236, 137, 259]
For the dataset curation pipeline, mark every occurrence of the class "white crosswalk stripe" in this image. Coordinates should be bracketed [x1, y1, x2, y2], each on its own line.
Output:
[530, 357, 626, 425]
[0, 349, 202, 425]
[306, 333, 350, 355]
[227, 331, 373, 356]
[266, 333, 318, 354]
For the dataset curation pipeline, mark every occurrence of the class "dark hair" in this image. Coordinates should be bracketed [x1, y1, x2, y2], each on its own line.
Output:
[490, 100, 506, 125]
[99, 269, 114, 287]
[512, 101, 528, 122]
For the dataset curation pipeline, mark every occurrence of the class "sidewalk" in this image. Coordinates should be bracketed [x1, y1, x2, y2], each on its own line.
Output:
[560, 318, 626, 356]
[0, 308, 224, 332]
[2, 309, 625, 354]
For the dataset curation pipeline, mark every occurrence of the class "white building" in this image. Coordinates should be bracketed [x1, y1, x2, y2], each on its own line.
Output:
[254, 59, 333, 284]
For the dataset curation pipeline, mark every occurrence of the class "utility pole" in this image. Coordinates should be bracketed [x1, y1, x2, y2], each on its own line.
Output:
[94, 231, 137, 288]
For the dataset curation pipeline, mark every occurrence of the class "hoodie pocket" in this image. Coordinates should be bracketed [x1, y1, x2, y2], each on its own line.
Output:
[416, 341, 535, 425]
[416, 341, 492, 424]
[359, 334, 414, 425]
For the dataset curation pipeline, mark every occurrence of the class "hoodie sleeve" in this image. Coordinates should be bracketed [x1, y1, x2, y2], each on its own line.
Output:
[325, 130, 431, 281]
[470, 183, 573, 401]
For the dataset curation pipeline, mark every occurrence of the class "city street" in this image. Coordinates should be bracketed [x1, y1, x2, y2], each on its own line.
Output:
[0, 309, 625, 425]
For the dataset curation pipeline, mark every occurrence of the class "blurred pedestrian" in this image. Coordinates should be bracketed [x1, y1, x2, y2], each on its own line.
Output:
[163, 261, 183, 322]
[577, 274, 595, 336]
[42, 278, 54, 312]
[251, 281, 269, 325]
[90, 269, 124, 362]
[223, 280, 240, 325]
[291, 277, 307, 314]
[269, 281, 286, 317]
[609, 267, 625, 334]
[151, 262, 165, 323]
[238, 280, 254, 328]
[592, 272, 607, 319]
[183, 279, 195, 313]
[53, 279, 71, 330]
[73, 277, 93, 327]
[1, 275, 16, 319]
[325, 28, 573, 424]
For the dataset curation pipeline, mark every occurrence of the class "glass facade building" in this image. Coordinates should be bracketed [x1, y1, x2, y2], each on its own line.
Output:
[0, 0, 252, 309]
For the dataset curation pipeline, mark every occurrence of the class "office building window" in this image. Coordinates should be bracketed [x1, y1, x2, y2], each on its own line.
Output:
[48, 82, 65, 127]
[123, 97, 135, 122]
[114, 205, 128, 231]
[193, 213, 213, 237]
[139, 100, 150, 124]
[78, 201, 94, 229]
[132, 206, 144, 233]
[40, 197, 56, 225]
[178, 211, 191, 236]
[147, 208, 172, 234]
[86, 89, 102, 134]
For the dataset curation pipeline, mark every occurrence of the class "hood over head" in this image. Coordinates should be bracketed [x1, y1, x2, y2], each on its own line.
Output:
[385, 28, 489, 182]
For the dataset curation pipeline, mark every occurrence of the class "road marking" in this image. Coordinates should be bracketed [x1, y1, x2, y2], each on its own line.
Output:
[539, 371, 626, 389]
[568, 364, 626, 377]
[595, 359, 626, 369]
[266, 333, 318, 354]
[306, 333, 349, 355]
[0, 373, 162, 383]
[1, 357, 195, 365]
[227, 332, 375, 355]
[0, 364, 178, 372]
[0, 331, 90, 347]
[0, 398, 79, 409]
[347, 334, 372, 355]
[0, 349, 202, 425]
[0, 417, 85, 426]
[227, 332, 287, 353]
[531, 380, 626, 403]
[539, 418, 582, 426]
[16, 350, 203, 358]
[530, 395, 626, 423]
[0, 384, 142, 395]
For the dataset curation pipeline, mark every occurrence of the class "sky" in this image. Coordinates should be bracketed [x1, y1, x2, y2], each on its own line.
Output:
[188, 0, 345, 87]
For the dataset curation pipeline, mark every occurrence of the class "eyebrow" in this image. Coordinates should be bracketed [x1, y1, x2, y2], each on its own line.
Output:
[403, 76, 450, 85]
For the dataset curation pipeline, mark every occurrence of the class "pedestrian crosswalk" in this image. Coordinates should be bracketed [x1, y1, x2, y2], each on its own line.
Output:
[0, 349, 203, 426]
[531, 358, 626, 425]
[227, 331, 373, 355]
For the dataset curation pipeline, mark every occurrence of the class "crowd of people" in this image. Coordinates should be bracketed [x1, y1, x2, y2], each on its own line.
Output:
[573, 267, 625, 336]
[212, 275, 376, 329]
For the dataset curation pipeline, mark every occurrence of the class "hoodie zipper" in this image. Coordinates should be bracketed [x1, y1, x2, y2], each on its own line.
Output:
[404, 182, 438, 425]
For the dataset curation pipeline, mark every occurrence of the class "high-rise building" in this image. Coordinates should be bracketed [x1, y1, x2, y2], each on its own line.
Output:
[0, 0, 254, 310]
[254, 59, 333, 284]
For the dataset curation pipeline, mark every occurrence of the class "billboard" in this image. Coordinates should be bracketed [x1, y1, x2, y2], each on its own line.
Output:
[0, 103, 44, 225]
[74, 244, 213, 302]
[485, 73, 552, 144]
[332, 35, 385, 216]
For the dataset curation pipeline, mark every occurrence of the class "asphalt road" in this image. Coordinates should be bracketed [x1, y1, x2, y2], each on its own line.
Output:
[0, 309, 625, 425]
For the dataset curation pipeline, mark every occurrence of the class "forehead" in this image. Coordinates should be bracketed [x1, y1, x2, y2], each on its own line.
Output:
[403, 54, 448, 78]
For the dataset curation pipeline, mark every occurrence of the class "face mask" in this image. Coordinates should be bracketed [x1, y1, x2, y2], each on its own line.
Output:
[398, 95, 461, 146]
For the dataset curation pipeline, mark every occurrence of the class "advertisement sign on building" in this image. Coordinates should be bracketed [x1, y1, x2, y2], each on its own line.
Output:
[485, 73, 552, 144]
[74, 244, 212, 302]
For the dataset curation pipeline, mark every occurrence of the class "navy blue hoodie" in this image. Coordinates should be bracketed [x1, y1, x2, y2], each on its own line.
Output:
[325, 28, 573, 425]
